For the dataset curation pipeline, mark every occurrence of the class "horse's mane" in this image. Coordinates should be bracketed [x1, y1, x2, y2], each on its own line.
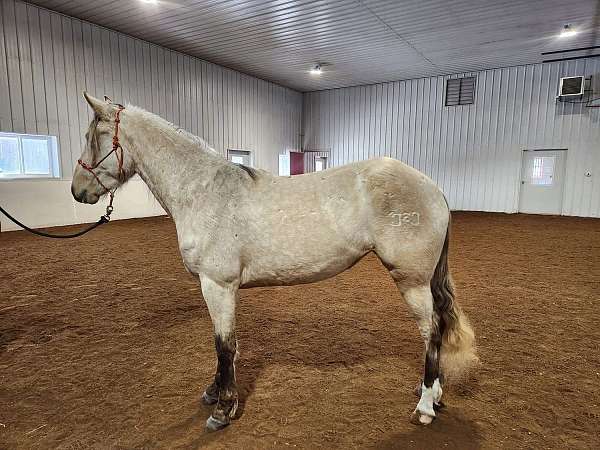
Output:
[126, 104, 219, 155]
[124, 105, 262, 182]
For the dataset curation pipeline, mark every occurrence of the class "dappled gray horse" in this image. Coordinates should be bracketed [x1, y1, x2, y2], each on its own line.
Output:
[72, 94, 477, 430]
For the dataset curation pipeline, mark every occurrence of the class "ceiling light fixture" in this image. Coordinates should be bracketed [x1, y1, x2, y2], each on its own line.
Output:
[310, 64, 322, 75]
[140, 0, 158, 4]
[559, 24, 577, 38]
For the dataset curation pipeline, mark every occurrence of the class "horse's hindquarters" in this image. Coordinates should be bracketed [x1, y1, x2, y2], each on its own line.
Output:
[363, 158, 449, 285]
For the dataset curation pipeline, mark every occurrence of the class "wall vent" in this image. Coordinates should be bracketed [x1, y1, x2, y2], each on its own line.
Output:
[445, 77, 476, 106]
[558, 76, 585, 97]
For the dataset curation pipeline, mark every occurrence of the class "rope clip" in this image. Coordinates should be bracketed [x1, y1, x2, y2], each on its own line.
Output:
[103, 205, 114, 222]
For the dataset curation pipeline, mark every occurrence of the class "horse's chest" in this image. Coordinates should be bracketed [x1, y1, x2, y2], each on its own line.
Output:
[176, 226, 241, 278]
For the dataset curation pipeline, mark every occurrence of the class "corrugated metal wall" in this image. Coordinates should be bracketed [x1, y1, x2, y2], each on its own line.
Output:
[0, 0, 302, 179]
[2, 0, 599, 223]
[303, 58, 600, 217]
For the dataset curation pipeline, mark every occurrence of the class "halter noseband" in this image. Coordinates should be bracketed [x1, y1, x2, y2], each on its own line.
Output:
[77, 104, 125, 220]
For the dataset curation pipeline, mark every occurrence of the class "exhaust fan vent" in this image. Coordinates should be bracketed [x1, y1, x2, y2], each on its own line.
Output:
[445, 77, 476, 106]
[559, 76, 585, 97]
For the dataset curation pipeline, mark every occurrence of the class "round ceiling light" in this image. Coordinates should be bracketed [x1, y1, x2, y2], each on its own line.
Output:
[310, 64, 322, 75]
[559, 24, 577, 38]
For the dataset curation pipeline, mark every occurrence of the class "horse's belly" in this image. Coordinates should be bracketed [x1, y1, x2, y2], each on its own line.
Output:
[239, 214, 372, 288]
[240, 243, 369, 288]
[240, 176, 372, 287]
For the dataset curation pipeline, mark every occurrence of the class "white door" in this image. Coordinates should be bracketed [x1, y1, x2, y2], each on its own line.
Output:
[519, 149, 566, 215]
[278, 153, 290, 176]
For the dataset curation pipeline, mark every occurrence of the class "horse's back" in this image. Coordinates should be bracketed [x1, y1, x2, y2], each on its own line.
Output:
[252, 156, 448, 249]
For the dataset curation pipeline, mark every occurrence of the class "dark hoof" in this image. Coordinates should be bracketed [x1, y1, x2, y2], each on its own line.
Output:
[206, 415, 230, 431]
[434, 400, 446, 411]
[202, 390, 218, 405]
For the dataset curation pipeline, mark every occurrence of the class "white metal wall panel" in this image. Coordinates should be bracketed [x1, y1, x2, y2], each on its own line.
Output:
[303, 58, 600, 218]
[0, 0, 302, 180]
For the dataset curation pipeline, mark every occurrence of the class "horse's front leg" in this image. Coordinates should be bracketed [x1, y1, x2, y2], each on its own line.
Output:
[199, 276, 239, 431]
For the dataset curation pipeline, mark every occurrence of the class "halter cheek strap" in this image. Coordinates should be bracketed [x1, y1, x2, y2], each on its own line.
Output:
[77, 104, 125, 219]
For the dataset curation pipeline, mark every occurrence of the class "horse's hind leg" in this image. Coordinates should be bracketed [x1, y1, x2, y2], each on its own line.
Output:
[199, 276, 239, 431]
[396, 282, 444, 425]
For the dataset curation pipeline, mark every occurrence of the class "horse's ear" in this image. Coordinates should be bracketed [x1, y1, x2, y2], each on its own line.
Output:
[103, 95, 112, 103]
[83, 92, 108, 117]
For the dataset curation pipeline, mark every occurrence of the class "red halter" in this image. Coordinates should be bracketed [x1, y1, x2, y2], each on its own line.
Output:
[77, 105, 125, 218]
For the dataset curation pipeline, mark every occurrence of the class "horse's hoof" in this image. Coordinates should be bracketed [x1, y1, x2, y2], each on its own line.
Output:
[433, 400, 446, 411]
[202, 390, 218, 405]
[410, 410, 434, 426]
[206, 415, 229, 431]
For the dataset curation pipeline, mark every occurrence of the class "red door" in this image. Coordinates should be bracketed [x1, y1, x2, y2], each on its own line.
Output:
[290, 152, 304, 175]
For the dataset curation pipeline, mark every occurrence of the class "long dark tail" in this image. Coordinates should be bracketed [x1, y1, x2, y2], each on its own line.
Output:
[430, 213, 478, 382]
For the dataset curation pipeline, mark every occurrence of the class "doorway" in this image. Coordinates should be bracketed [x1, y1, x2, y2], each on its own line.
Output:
[518, 149, 567, 215]
[315, 156, 328, 172]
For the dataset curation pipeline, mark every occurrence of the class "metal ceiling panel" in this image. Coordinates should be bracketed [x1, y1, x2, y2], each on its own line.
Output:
[25, 0, 600, 91]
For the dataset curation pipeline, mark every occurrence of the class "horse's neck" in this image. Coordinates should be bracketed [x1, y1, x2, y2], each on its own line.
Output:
[121, 110, 225, 218]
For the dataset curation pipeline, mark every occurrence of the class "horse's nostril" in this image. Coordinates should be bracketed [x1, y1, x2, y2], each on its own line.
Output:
[71, 185, 85, 203]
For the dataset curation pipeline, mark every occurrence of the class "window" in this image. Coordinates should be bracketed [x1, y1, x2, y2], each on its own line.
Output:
[227, 149, 252, 167]
[0, 132, 60, 179]
[315, 156, 327, 172]
[445, 77, 476, 106]
[530, 156, 555, 186]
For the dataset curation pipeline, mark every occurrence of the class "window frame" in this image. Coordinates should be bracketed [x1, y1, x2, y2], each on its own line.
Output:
[227, 149, 253, 167]
[0, 132, 60, 180]
[530, 155, 556, 186]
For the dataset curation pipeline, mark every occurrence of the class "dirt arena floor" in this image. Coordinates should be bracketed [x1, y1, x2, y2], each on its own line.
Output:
[1, 212, 599, 449]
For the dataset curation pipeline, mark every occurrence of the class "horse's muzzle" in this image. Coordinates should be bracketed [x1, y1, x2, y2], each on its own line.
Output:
[71, 185, 99, 204]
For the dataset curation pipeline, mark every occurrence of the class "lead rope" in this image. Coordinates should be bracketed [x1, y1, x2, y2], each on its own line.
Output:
[0, 205, 110, 239]
[0, 105, 124, 239]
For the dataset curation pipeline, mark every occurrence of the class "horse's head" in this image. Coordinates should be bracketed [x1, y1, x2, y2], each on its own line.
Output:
[71, 93, 135, 204]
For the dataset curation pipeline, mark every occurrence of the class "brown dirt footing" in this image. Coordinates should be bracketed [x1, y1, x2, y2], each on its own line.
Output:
[1, 212, 599, 449]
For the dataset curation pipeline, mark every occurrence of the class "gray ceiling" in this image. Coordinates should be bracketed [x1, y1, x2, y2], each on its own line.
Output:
[28, 0, 600, 92]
